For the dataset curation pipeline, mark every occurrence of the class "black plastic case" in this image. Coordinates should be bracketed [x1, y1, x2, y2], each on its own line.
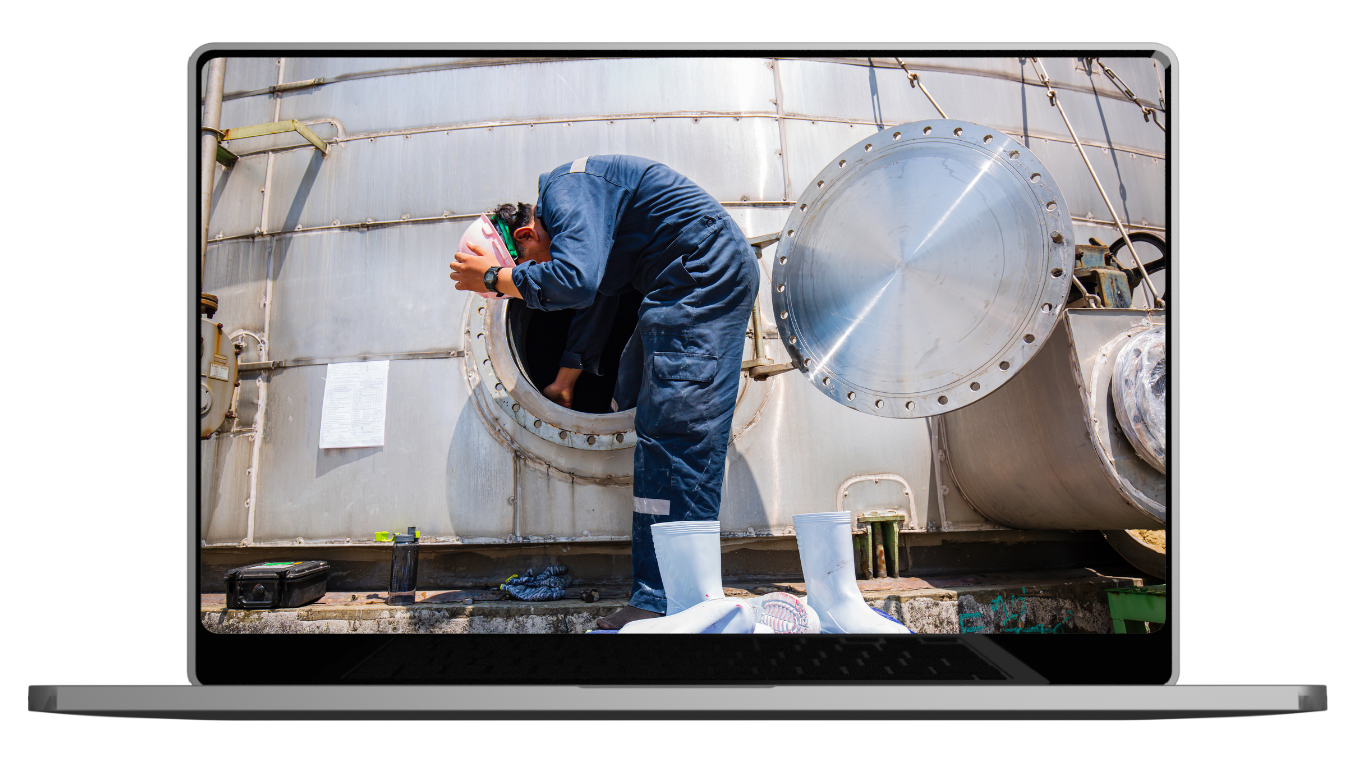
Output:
[223, 561, 330, 609]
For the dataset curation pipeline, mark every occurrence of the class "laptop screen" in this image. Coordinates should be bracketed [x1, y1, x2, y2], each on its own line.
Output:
[195, 47, 1171, 684]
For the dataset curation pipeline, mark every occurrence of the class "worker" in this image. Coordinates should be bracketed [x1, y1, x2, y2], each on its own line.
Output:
[448, 155, 759, 629]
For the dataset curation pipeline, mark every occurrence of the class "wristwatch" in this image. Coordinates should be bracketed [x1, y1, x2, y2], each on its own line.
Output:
[482, 265, 503, 297]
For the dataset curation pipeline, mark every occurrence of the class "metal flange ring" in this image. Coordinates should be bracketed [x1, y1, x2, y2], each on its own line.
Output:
[771, 119, 1074, 418]
[467, 297, 637, 451]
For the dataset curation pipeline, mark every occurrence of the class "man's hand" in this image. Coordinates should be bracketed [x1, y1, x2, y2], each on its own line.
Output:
[543, 367, 582, 409]
[449, 241, 500, 292]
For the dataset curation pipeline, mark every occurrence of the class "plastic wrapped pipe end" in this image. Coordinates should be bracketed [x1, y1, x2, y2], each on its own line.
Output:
[1111, 327, 1166, 474]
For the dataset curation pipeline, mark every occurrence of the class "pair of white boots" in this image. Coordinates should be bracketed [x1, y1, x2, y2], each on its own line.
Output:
[617, 512, 910, 634]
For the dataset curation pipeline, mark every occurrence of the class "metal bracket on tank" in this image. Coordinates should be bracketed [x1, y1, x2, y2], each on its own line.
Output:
[743, 233, 797, 381]
[219, 119, 329, 157]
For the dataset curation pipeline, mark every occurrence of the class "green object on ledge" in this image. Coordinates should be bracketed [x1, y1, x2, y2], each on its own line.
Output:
[1106, 584, 1166, 634]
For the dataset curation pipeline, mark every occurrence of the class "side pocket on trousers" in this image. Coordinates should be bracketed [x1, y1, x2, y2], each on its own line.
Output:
[636, 352, 719, 437]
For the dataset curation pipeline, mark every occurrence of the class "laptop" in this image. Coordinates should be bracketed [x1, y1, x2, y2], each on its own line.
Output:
[26, 43, 1322, 716]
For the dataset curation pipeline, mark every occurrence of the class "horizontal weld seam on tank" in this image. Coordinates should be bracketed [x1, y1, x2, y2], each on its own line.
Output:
[769, 112, 1164, 160]
[795, 56, 1164, 111]
[225, 118, 1164, 167]
[238, 349, 464, 373]
[1072, 218, 1166, 234]
[338, 111, 783, 142]
[208, 202, 795, 243]
[219, 56, 1160, 112]
[219, 57, 621, 101]
[206, 208, 1165, 246]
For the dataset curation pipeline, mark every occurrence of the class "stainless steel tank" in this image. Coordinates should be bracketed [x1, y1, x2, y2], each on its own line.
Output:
[199, 56, 1168, 554]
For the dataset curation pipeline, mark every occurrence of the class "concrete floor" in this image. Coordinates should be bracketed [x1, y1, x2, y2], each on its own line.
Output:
[201, 567, 1150, 634]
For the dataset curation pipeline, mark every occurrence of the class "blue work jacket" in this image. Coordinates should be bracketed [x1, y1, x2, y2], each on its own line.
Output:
[509, 155, 728, 375]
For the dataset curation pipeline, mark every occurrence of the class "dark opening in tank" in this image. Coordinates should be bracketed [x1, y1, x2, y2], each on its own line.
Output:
[505, 290, 644, 415]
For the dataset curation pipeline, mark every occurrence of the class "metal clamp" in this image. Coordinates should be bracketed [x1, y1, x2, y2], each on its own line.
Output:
[893, 58, 948, 118]
[1071, 274, 1102, 308]
[1094, 58, 1166, 132]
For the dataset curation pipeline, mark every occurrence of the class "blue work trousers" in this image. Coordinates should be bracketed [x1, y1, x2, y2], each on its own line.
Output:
[613, 214, 759, 613]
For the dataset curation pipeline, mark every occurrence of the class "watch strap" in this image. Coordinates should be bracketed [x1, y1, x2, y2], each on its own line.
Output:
[483, 265, 502, 294]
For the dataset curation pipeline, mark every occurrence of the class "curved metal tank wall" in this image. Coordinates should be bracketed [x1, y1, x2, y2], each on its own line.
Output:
[199, 56, 1168, 548]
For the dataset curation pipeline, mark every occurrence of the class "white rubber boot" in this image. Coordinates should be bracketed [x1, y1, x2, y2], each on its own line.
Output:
[652, 520, 725, 616]
[617, 598, 757, 634]
[793, 511, 911, 634]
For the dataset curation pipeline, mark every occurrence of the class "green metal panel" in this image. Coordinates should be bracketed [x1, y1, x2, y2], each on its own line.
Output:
[1106, 585, 1166, 633]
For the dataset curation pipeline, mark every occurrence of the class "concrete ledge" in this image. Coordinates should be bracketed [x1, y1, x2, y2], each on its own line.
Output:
[202, 569, 1148, 634]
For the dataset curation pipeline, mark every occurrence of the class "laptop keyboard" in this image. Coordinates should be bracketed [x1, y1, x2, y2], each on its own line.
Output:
[341, 636, 1009, 683]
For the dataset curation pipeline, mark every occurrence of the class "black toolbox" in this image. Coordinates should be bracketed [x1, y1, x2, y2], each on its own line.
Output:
[223, 561, 330, 609]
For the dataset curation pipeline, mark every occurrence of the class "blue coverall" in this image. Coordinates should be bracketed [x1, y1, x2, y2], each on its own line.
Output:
[510, 155, 759, 613]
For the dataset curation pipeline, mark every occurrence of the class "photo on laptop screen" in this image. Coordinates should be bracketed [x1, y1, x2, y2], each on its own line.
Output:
[197, 51, 1169, 639]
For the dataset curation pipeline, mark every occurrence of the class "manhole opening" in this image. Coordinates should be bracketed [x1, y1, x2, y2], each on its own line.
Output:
[505, 290, 644, 415]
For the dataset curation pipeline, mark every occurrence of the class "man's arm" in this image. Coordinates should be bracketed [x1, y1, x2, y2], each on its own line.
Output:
[542, 367, 581, 409]
[510, 172, 629, 311]
[541, 294, 621, 408]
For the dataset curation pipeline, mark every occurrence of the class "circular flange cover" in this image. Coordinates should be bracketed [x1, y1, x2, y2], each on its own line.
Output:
[772, 119, 1074, 417]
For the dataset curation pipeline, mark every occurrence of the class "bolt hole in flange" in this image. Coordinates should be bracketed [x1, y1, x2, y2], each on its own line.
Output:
[937, 395, 949, 405]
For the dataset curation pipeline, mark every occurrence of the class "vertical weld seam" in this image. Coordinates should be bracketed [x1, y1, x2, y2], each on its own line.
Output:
[771, 59, 792, 202]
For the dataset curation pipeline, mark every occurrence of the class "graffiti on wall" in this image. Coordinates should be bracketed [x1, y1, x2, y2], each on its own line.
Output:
[957, 587, 1075, 634]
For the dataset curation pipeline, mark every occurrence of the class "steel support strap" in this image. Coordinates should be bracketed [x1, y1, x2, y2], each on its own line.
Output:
[1094, 58, 1165, 132]
[1030, 58, 1164, 308]
[894, 58, 948, 118]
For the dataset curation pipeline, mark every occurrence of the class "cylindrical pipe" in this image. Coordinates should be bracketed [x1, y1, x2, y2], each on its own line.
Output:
[749, 296, 766, 362]
[199, 57, 227, 292]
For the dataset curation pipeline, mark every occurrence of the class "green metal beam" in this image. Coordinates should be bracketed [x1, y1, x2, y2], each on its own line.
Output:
[221, 119, 328, 155]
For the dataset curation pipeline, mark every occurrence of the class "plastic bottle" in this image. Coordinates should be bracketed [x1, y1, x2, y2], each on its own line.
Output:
[386, 527, 420, 606]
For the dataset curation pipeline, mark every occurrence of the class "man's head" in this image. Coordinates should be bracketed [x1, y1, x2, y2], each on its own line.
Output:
[488, 202, 551, 265]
